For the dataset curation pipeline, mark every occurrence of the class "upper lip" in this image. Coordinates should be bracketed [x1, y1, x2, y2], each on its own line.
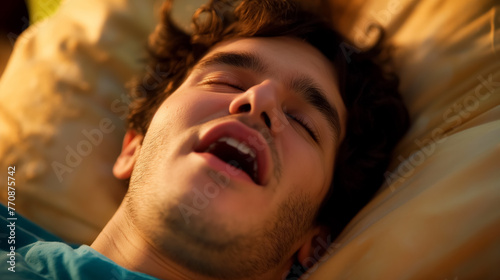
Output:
[194, 120, 272, 186]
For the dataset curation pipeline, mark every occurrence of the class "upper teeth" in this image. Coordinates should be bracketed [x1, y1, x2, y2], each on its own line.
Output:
[206, 137, 258, 178]
[214, 137, 256, 159]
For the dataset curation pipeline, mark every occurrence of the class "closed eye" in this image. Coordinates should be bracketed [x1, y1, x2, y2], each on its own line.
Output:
[286, 113, 319, 142]
[199, 77, 245, 92]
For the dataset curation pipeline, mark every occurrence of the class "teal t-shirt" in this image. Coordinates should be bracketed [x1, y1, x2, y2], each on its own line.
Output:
[0, 204, 158, 279]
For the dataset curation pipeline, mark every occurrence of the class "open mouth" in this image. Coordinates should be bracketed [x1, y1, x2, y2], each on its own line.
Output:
[203, 137, 259, 184]
[194, 121, 271, 186]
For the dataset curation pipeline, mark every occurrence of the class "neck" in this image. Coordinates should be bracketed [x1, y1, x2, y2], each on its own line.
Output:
[91, 204, 289, 280]
[91, 205, 206, 280]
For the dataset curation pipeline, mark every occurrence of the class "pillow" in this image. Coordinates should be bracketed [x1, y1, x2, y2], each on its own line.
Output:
[305, 0, 500, 278]
[0, 0, 163, 244]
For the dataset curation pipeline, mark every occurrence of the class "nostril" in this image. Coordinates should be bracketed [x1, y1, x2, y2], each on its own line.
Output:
[261, 112, 271, 129]
[238, 104, 251, 113]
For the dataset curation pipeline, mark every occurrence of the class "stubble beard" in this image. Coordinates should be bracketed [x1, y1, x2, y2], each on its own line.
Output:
[158, 191, 317, 279]
[126, 129, 318, 279]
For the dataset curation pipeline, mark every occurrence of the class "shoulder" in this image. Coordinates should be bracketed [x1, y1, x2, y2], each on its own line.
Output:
[0, 241, 159, 279]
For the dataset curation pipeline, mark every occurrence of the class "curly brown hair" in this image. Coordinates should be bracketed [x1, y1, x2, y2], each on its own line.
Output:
[128, 0, 409, 240]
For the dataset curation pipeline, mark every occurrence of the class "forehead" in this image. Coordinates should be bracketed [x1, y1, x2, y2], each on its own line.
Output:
[199, 36, 347, 135]
[203, 36, 337, 86]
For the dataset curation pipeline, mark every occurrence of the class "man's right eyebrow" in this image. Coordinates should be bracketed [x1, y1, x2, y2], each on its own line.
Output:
[196, 52, 268, 74]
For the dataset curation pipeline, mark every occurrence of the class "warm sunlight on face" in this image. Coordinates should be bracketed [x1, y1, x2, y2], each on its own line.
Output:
[126, 36, 347, 279]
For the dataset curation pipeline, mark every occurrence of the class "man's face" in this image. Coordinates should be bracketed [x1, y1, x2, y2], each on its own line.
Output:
[122, 36, 346, 279]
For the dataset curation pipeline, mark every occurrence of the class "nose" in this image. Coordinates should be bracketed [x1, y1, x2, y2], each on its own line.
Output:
[228, 80, 282, 130]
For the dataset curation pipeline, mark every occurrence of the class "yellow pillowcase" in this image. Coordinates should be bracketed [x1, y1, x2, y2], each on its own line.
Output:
[307, 0, 500, 278]
[0, 0, 162, 244]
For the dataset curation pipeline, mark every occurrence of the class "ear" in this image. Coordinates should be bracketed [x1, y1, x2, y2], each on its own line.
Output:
[296, 226, 331, 271]
[113, 130, 144, 180]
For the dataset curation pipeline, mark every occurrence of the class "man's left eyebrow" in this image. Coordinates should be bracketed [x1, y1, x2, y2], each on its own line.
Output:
[196, 51, 268, 74]
[289, 76, 342, 141]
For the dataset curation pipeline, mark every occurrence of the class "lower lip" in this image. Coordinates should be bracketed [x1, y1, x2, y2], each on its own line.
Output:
[195, 152, 257, 185]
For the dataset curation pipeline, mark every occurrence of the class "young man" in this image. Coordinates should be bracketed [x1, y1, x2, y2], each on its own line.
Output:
[0, 0, 408, 279]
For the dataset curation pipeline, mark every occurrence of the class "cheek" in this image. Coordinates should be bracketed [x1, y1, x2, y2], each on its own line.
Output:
[161, 89, 231, 126]
[279, 133, 330, 199]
